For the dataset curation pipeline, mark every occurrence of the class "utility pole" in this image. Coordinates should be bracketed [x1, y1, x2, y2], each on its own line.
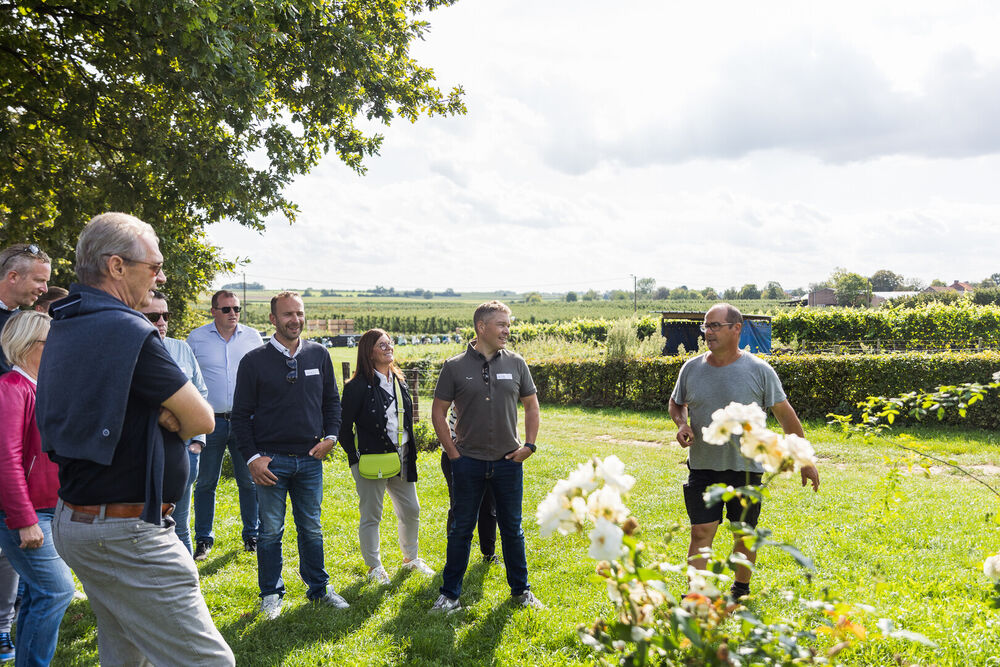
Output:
[630, 274, 637, 313]
[242, 272, 247, 305]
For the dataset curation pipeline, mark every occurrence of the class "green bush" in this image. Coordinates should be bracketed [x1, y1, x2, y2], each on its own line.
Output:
[773, 303, 1000, 346]
[404, 352, 1000, 429]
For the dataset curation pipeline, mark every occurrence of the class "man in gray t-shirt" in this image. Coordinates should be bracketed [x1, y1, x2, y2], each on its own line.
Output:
[669, 304, 819, 599]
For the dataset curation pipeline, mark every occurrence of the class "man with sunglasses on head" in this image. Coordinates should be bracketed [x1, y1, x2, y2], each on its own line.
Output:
[231, 292, 347, 619]
[669, 303, 819, 601]
[186, 290, 263, 560]
[0, 243, 51, 373]
[430, 300, 543, 613]
[0, 243, 51, 663]
[143, 291, 209, 554]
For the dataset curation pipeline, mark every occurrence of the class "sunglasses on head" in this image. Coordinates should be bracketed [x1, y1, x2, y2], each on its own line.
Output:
[144, 312, 170, 323]
[215, 306, 241, 314]
[1, 244, 44, 271]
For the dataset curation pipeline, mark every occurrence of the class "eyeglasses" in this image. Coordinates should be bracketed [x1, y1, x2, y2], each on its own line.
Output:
[377, 341, 394, 351]
[482, 362, 490, 384]
[1, 244, 44, 271]
[144, 312, 170, 323]
[214, 306, 241, 314]
[700, 322, 736, 333]
[286, 357, 298, 383]
[103, 253, 164, 274]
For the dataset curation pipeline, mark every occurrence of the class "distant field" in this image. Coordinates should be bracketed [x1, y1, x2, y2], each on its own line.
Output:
[194, 291, 788, 335]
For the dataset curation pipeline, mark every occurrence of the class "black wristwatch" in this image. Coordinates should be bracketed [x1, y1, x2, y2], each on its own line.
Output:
[523, 442, 536, 453]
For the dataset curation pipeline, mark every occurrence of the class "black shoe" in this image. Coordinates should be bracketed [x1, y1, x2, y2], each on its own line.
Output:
[193, 541, 211, 561]
[482, 553, 500, 565]
[243, 537, 258, 553]
[729, 582, 751, 601]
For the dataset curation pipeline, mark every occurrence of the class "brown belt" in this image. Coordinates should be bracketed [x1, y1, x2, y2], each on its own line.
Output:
[64, 502, 175, 519]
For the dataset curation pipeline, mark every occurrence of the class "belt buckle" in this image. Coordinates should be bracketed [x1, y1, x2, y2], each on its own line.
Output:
[71, 511, 95, 524]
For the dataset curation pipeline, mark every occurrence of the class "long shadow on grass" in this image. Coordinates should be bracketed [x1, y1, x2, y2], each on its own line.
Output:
[197, 548, 240, 578]
[377, 562, 503, 664]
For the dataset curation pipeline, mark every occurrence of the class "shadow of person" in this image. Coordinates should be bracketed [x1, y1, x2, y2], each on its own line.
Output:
[374, 561, 514, 664]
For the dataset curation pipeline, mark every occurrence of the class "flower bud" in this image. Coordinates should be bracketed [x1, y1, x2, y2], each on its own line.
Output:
[622, 516, 639, 535]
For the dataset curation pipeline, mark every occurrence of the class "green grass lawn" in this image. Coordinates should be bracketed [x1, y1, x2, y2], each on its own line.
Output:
[50, 409, 1000, 665]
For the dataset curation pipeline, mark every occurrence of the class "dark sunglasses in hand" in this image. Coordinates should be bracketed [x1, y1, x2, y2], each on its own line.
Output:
[144, 312, 170, 323]
[215, 306, 241, 314]
[286, 357, 298, 383]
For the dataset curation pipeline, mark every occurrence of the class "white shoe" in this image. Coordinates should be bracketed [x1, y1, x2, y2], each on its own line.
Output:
[513, 590, 546, 609]
[430, 593, 461, 613]
[261, 594, 283, 619]
[316, 586, 350, 609]
[367, 565, 391, 585]
[402, 558, 435, 576]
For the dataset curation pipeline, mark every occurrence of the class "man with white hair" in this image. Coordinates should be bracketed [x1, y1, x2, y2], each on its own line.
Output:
[36, 212, 234, 665]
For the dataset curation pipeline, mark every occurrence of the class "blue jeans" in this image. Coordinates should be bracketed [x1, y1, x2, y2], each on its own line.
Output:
[256, 454, 328, 600]
[440, 456, 528, 600]
[0, 510, 75, 667]
[173, 448, 201, 553]
[194, 417, 258, 545]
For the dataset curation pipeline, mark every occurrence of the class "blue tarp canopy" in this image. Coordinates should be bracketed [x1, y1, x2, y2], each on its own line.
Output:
[656, 312, 772, 356]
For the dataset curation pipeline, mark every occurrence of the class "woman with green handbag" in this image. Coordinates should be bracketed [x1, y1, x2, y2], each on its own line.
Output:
[338, 329, 434, 585]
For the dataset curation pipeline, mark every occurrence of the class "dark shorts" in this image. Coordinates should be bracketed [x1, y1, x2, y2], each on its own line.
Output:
[683, 468, 764, 527]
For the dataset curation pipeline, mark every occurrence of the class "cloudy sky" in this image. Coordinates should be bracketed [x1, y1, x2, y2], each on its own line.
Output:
[207, 0, 1000, 293]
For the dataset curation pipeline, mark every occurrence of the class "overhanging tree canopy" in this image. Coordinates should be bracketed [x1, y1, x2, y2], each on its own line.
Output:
[0, 0, 465, 322]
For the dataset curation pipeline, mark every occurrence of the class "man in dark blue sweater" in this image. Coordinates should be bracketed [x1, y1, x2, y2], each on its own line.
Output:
[232, 291, 346, 619]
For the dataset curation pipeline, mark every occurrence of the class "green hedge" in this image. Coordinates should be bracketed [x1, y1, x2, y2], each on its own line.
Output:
[458, 316, 661, 344]
[772, 303, 1000, 345]
[405, 352, 1000, 429]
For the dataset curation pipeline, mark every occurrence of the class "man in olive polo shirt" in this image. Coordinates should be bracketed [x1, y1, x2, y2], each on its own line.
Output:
[430, 300, 543, 612]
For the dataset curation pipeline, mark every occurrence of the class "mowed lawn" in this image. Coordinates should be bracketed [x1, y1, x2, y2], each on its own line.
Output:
[50, 407, 1000, 666]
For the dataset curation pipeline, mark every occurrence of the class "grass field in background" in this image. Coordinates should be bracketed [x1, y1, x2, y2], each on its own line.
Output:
[49, 410, 1000, 666]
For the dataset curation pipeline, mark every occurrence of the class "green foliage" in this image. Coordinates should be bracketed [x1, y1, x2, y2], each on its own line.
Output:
[832, 270, 872, 307]
[772, 302, 1000, 346]
[739, 283, 761, 299]
[565, 291, 578, 302]
[869, 269, 904, 292]
[884, 291, 968, 308]
[412, 419, 439, 453]
[971, 288, 1000, 306]
[1, 0, 465, 323]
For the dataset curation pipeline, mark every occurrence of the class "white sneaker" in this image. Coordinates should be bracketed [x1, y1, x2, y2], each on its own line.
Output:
[401, 558, 435, 576]
[367, 565, 391, 585]
[316, 586, 350, 609]
[430, 593, 461, 613]
[261, 594, 283, 619]
[513, 590, 546, 609]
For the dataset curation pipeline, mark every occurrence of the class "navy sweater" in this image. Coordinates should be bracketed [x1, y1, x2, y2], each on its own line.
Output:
[232, 340, 341, 460]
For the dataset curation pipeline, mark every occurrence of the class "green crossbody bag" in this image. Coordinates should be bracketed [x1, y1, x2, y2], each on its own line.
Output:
[358, 376, 404, 480]
[358, 452, 401, 480]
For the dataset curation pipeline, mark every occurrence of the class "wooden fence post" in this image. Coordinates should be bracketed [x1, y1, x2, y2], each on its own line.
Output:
[406, 368, 420, 422]
[342, 362, 351, 385]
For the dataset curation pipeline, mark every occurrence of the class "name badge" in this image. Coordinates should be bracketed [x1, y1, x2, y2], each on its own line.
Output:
[496, 373, 513, 380]
[304, 368, 320, 376]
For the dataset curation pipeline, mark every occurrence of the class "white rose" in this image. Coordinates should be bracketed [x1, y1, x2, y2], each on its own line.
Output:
[984, 554, 1000, 583]
[589, 518, 626, 561]
[783, 433, 817, 470]
[567, 460, 599, 493]
[587, 486, 630, 524]
[724, 401, 767, 430]
[596, 455, 636, 493]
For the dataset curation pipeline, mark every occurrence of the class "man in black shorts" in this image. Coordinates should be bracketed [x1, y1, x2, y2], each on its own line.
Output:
[669, 304, 819, 599]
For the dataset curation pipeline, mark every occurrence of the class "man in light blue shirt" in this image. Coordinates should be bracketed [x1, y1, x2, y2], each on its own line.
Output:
[143, 291, 208, 554]
[186, 290, 263, 559]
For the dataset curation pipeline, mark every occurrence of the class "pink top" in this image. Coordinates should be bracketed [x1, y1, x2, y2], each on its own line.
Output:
[0, 370, 60, 528]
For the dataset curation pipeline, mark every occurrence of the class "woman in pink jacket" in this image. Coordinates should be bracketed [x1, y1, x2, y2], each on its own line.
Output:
[0, 311, 75, 667]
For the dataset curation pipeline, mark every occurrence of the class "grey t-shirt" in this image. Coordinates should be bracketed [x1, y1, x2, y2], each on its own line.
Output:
[671, 352, 787, 473]
[434, 344, 536, 460]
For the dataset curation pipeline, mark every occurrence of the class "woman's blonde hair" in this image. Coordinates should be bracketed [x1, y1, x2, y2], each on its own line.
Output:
[1, 310, 51, 368]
